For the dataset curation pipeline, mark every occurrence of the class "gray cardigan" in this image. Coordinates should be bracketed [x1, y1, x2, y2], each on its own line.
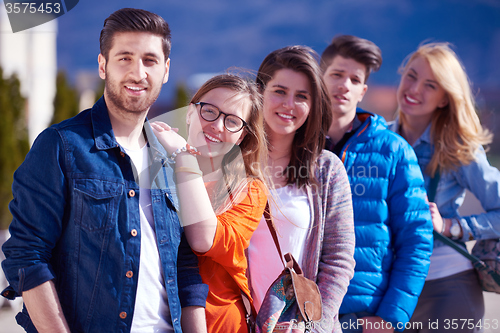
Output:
[303, 150, 356, 333]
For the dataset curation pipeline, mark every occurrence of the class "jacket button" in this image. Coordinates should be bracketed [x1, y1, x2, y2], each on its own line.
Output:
[131, 229, 138, 237]
[126, 271, 133, 278]
[120, 151, 125, 158]
[1, 290, 13, 299]
[128, 190, 135, 197]
[119, 311, 127, 319]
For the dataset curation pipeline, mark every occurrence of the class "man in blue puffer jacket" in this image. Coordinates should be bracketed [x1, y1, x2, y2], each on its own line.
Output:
[320, 35, 433, 332]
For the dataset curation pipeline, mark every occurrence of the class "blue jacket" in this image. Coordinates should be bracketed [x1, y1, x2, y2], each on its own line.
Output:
[389, 121, 500, 244]
[1, 97, 208, 333]
[329, 109, 433, 331]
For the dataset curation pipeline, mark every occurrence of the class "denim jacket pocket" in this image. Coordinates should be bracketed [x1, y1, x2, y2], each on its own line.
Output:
[73, 178, 124, 231]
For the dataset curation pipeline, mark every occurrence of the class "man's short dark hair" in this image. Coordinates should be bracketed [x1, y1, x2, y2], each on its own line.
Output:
[320, 35, 382, 82]
[100, 8, 171, 61]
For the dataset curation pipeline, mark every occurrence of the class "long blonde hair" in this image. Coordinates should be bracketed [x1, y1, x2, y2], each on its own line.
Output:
[190, 74, 267, 214]
[397, 42, 492, 176]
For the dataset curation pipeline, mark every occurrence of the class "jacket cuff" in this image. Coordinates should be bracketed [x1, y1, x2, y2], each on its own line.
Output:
[376, 304, 410, 332]
[1, 286, 18, 300]
[18, 263, 55, 294]
[179, 283, 208, 308]
[457, 217, 474, 242]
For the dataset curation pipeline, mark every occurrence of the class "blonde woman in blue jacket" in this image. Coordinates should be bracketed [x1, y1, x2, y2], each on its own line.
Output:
[390, 42, 500, 333]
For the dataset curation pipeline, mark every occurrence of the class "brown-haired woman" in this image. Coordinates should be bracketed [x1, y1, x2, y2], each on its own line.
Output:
[247, 46, 356, 332]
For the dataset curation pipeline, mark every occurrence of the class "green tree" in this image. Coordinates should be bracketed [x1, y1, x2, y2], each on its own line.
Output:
[0, 67, 29, 229]
[163, 82, 192, 138]
[173, 82, 191, 110]
[94, 79, 105, 103]
[51, 70, 79, 125]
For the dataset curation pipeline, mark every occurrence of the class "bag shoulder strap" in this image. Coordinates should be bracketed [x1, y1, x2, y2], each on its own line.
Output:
[240, 290, 255, 332]
[263, 201, 286, 268]
[241, 201, 306, 332]
[433, 231, 478, 262]
[427, 169, 440, 202]
[284, 252, 303, 275]
[433, 230, 500, 282]
[241, 201, 278, 332]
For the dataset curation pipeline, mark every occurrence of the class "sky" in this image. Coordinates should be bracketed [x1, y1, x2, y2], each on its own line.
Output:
[46, 0, 500, 105]
[2, 0, 499, 107]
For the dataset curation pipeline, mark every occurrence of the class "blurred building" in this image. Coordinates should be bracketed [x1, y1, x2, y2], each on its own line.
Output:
[75, 70, 100, 111]
[359, 86, 398, 121]
[0, 6, 57, 145]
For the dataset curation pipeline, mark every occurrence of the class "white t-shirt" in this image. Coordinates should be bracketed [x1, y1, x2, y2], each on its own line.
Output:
[247, 184, 311, 311]
[426, 245, 473, 280]
[125, 145, 173, 333]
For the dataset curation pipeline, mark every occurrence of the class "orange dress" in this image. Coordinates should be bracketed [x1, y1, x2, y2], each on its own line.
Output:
[197, 179, 267, 333]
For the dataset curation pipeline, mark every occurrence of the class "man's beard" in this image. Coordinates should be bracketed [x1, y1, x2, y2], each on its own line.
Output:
[105, 70, 162, 114]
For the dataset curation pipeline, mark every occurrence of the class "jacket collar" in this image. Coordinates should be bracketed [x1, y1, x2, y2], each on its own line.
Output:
[143, 119, 168, 162]
[415, 122, 432, 146]
[91, 96, 120, 150]
[392, 115, 432, 147]
[90, 96, 167, 160]
[90, 96, 171, 189]
[353, 107, 388, 141]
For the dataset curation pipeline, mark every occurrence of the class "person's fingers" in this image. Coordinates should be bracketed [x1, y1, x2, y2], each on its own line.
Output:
[161, 123, 172, 131]
[151, 121, 172, 131]
[151, 123, 162, 131]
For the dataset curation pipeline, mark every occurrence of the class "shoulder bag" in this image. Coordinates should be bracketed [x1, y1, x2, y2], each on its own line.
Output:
[242, 202, 323, 333]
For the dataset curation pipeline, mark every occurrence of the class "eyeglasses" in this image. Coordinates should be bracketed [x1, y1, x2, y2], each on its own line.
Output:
[194, 102, 247, 133]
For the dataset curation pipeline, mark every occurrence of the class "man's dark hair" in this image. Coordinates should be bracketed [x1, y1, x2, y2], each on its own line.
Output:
[320, 35, 382, 82]
[100, 8, 171, 61]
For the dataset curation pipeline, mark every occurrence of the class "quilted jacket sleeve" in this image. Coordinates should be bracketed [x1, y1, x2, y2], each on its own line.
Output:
[375, 140, 433, 330]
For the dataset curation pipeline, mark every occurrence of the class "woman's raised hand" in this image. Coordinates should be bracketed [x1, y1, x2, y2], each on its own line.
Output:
[151, 121, 186, 155]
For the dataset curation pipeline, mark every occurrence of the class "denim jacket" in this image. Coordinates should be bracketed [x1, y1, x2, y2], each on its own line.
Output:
[1, 97, 208, 333]
[389, 120, 500, 244]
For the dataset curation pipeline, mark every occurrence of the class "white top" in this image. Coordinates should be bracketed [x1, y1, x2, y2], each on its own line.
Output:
[248, 184, 311, 311]
[125, 145, 173, 333]
[426, 245, 473, 280]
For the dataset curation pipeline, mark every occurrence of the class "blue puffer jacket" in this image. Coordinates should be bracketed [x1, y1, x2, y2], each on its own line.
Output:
[335, 109, 433, 331]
